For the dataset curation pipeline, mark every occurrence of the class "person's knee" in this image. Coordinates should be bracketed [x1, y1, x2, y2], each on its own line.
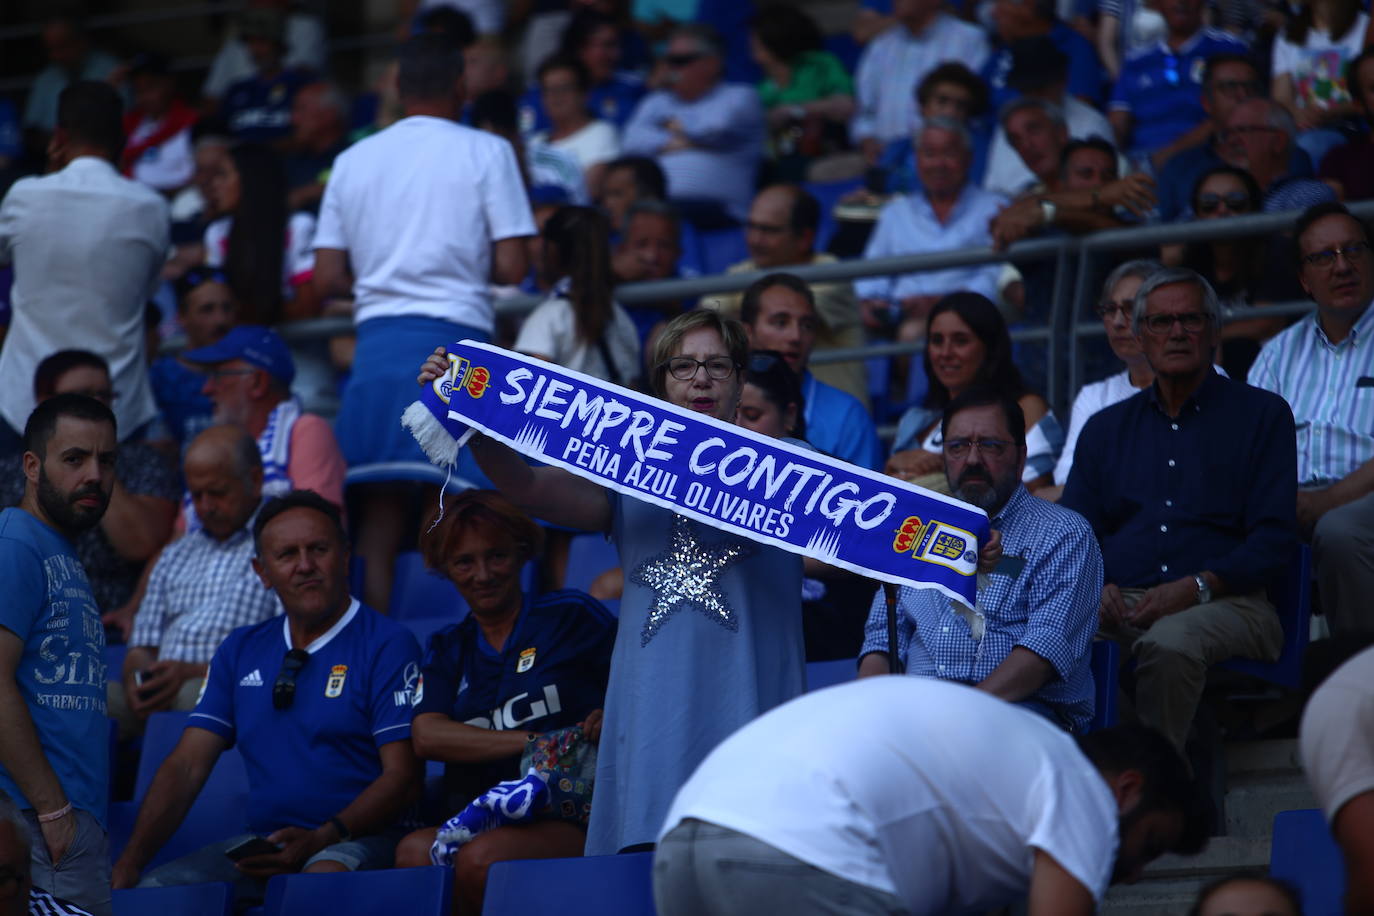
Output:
[395, 829, 436, 868]
[303, 859, 350, 874]
[1135, 627, 1206, 668]
[1314, 500, 1371, 561]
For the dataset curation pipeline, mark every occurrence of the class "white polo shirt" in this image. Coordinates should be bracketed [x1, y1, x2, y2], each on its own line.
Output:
[313, 116, 535, 331]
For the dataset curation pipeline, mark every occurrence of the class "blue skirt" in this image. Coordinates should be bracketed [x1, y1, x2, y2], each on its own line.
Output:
[336, 316, 489, 481]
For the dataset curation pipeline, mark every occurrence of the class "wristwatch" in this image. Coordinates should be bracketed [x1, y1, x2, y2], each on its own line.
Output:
[327, 816, 351, 843]
[1193, 573, 1212, 605]
[1039, 199, 1057, 225]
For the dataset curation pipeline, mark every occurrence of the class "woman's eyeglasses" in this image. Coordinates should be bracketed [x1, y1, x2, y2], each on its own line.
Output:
[1195, 191, 1252, 215]
[273, 649, 310, 710]
[747, 352, 784, 374]
[1094, 300, 1133, 321]
[662, 356, 736, 381]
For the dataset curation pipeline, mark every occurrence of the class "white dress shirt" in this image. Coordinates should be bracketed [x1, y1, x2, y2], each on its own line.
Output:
[0, 156, 168, 438]
[853, 184, 1008, 303]
[850, 16, 992, 145]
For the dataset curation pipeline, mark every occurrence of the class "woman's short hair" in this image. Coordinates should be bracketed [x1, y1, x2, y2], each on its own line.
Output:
[421, 490, 544, 573]
[1099, 258, 1162, 308]
[648, 310, 750, 397]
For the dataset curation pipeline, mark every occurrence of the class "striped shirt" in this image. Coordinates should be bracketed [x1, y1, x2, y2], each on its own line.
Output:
[130, 518, 282, 663]
[861, 485, 1104, 732]
[29, 889, 94, 915]
[1248, 302, 1374, 486]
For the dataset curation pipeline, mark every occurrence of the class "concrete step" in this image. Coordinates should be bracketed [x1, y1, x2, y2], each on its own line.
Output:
[1102, 877, 1212, 915]
[1223, 781, 1319, 837]
[1101, 837, 1270, 916]
[1225, 739, 1304, 780]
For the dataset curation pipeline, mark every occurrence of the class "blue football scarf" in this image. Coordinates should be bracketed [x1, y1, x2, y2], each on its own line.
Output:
[403, 341, 989, 606]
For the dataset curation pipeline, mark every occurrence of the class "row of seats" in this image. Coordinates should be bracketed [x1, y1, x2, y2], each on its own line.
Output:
[110, 810, 1339, 916]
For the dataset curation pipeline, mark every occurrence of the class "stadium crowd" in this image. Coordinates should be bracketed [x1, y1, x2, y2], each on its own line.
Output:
[0, 0, 1373, 913]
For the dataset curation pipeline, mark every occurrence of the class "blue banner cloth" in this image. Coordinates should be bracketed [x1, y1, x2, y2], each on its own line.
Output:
[403, 341, 989, 606]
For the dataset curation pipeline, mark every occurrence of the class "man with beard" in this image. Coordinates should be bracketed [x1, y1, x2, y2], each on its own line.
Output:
[858, 388, 1103, 733]
[0, 394, 117, 915]
[1063, 268, 1296, 754]
[185, 325, 344, 518]
[655, 685, 1208, 916]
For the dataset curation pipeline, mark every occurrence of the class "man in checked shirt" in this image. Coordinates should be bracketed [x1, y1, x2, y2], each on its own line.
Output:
[859, 387, 1104, 733]
[108, 426, 280, 738]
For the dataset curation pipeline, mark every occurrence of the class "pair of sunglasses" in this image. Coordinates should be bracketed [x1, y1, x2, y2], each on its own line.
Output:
[273, 649, 310, 710]
[1196, 191, 1252, 215]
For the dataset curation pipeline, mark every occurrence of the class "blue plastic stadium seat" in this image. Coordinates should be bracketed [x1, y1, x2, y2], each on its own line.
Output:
[1270, 809, 1343, 916]
[389, 550, 467, 622]
[108, 711, 251, 869]
[564, 533, 620, 593]
[105, 643, 127, 683]
[802, 177, 865, 252]
[113, 881, 233, 916]
[484, 853, 655, 916]
[1088, 640, 1119, 732]
[806, 658, 857, 692]
[694, 227, 749, 278]
[1220, 544, 1312, 689]
[262, 866, 453, 916]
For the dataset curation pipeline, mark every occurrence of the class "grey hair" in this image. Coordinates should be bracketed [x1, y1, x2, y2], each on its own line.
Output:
[999, 96, 1066, 130]
[1101, 258, 1163, 305]
[0, 791, 30, 862]
[622, 198, 682, 238]
[1263, 99, 1298, 140]
[1131, 267, 1222, 335]
[916, 116, 972, 154]
[304, 81, 349, 120]
[670, 22, 724, 59]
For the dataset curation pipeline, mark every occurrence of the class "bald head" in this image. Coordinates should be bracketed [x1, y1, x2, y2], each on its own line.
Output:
[184, 426, 264, 540]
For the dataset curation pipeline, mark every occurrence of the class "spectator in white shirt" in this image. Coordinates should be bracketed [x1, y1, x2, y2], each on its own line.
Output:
[313, 35, 535, 612]
[527, 55, 621, 197]
[0, 82, 168, 449]
[621, 24, 764, 228]
[855, 118, 1008, 348]
[850, 0, 991, 166]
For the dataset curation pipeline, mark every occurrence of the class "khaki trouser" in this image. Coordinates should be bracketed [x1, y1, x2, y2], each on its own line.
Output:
[1313, 490, 1374, 638]
[106, 676, 206, 741]
[1101, 590, 1282, 752]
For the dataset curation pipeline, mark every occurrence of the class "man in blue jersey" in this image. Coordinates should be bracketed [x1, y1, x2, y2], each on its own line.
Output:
[111, 491, 422, 899]
[1107, 0, 1247, 166]
[0, 395, 116, 916]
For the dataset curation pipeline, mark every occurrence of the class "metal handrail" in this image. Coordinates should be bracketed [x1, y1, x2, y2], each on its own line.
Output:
[169, 201, 1368, 418]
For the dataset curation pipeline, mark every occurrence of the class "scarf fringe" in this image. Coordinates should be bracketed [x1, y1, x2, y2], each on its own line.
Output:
[402, 399, 461, 468]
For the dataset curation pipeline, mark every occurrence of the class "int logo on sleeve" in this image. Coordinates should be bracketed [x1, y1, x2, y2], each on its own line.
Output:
[325, 664, 348, 698]
[516, 647, 537, 673]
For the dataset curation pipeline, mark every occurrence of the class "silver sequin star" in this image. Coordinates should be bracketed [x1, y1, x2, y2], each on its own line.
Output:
[631, 514, 753, 646]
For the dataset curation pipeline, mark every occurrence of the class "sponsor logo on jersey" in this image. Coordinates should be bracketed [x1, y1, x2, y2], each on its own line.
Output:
[239, 668, 263, 687]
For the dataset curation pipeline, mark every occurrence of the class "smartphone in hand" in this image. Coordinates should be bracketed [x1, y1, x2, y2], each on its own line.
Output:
[224, 836, 281, 861]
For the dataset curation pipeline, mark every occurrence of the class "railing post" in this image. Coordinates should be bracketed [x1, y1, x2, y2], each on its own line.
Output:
[1066, 243, 1095, 408]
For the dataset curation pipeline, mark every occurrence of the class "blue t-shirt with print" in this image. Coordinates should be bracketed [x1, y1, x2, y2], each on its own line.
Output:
[1109, 29, 1248, 155]
[0, 508, 108, 824]
[223, 69, 313, 142]
[189, 600, 420, 834]
[415, 589, 615, 809]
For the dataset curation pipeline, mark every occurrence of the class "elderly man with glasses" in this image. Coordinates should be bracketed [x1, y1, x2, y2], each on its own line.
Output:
[858, 387, 1103, 734]
[1062, 267, 1297, 754]
[112, 491, 422, 904]
[1250, 203, 1374, 639]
